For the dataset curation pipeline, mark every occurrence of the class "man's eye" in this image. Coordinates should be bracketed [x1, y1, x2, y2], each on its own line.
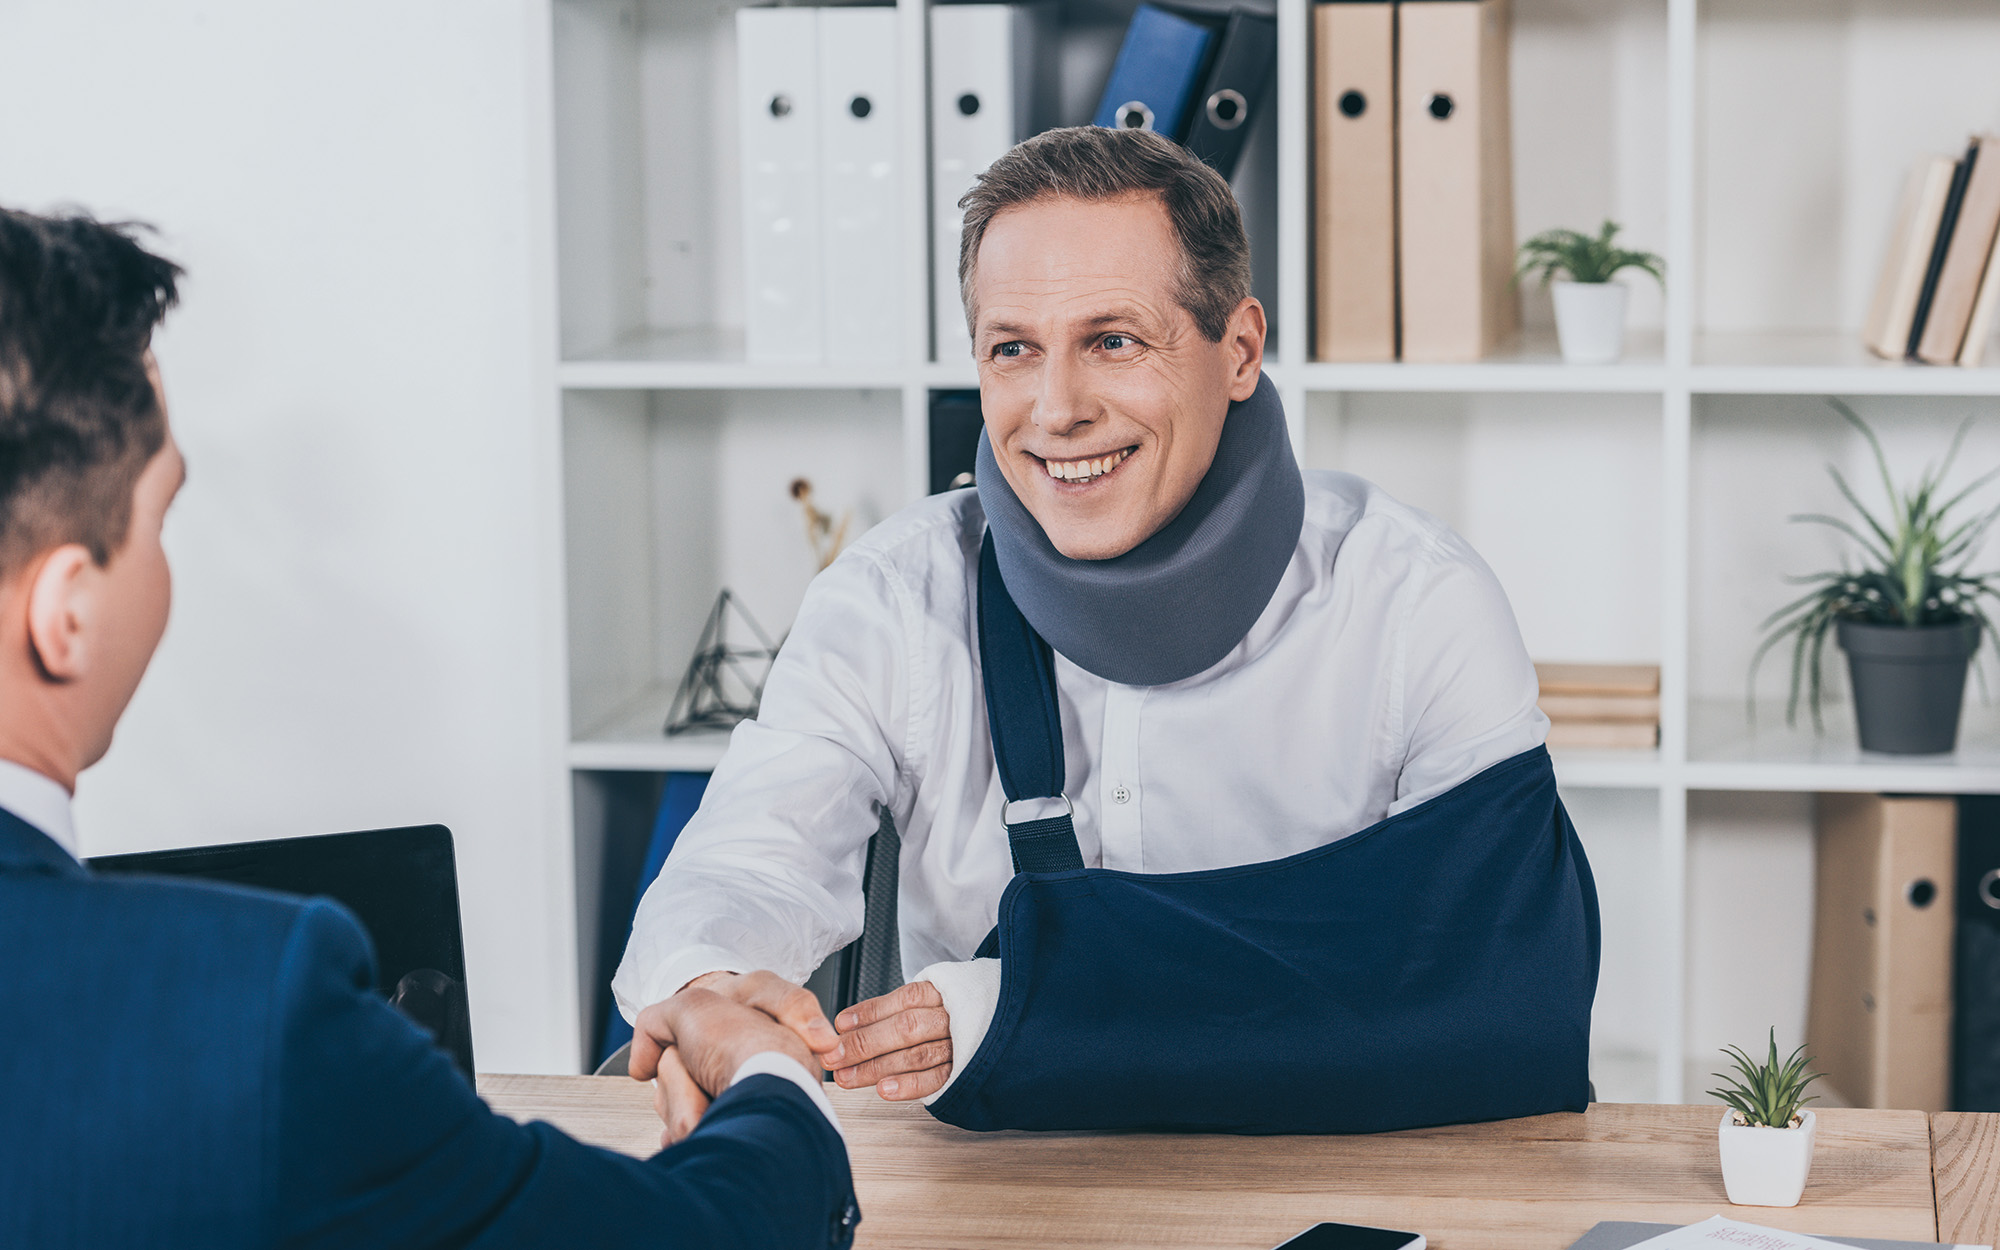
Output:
[994, 341, 1026, 358]
[1101, 334, 1133, 351]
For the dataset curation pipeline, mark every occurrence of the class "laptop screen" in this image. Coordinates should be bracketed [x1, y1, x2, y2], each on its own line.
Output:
[89, 824, 475, 1078]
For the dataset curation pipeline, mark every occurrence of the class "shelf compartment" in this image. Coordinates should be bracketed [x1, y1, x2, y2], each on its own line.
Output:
[1685, 699, 2000, 793]
[1696, 0, 2000, 348]
[1553, 749, 1664, 790]
[570, 680, 734, 771]
[1688, 394, 2000, 748]
[1292, 331, 1666, 394]
[562, 387, 905, 744]
[553, 0, 923, 369]
[1567, 787, 1669, 1104]
[1307, 390, 1665, 681]
[1692, 332, 2000, 396]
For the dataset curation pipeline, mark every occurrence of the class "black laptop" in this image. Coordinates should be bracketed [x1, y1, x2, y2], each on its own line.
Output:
[89, 824, 475, 1078]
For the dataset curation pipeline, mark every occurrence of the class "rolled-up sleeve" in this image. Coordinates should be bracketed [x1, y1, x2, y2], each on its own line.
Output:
[613, 546, 916, 1019]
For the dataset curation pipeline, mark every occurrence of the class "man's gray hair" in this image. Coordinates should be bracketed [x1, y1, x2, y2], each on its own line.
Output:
[957, 126, 1252, 344]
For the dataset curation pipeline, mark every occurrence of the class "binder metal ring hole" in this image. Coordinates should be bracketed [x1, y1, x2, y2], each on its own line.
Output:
[1908, 878, 1938, 909]
[957, 92, 981, 117]
[1116, 100, 1154, 131]
[769, 94, 792, 119]
[1206, 88, 1246, 130]
[1339, 90, 1367, 119]
[1981, 867, 2000, 910]
[1428, 92, 1455, 120]
[849, 94, 872, 120]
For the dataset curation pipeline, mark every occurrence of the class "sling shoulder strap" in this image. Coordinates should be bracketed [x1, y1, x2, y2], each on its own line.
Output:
[977, 530, 1086, 874]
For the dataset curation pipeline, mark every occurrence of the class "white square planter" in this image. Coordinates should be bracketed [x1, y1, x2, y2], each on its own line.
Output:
[1551, 279, 1631, 364]
[1717, 1108, 1816, 1207]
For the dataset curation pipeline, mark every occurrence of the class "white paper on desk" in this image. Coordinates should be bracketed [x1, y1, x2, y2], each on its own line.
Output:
[1630, 1217, 1988, 1250]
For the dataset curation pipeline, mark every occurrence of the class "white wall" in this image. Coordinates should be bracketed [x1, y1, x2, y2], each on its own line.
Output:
[0, 2, 576, 1072]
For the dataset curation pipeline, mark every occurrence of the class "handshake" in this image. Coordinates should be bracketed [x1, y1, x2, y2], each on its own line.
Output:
[629, 970, 953, 1145]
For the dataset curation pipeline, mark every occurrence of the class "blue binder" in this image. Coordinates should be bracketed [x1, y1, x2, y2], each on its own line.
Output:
[1092, 4, 1219, 139]
[598, 771, 711, 1065]
[1180, 9, 1277, 179]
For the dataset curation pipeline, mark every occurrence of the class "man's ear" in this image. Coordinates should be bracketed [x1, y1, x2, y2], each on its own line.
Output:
[1224, 297, 1267, 402]
[24, 544, 97, 682]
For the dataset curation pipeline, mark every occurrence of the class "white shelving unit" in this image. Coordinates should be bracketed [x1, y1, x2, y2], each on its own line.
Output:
[542, 0, 2000, 1087]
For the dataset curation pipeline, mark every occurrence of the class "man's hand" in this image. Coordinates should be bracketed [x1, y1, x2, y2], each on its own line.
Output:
[630, 971, 839, 1146]
[826, 980, 951, 1101]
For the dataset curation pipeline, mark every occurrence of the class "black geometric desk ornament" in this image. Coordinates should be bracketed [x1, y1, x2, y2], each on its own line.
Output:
[662, 589, 784, 736]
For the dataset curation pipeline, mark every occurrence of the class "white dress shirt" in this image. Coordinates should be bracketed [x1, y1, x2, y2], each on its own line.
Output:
[0, 758, 76, 859]
[613, 470, 1548, 1063]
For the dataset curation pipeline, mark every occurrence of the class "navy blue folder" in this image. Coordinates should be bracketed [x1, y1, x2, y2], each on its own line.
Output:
[1181, 9, 1277, 180]
[598, 772, 711, 1065]
[1092, 4, 1219, 138]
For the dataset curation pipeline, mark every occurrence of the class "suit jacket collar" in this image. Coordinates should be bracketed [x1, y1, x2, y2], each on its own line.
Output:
[0, 805, 87, 878]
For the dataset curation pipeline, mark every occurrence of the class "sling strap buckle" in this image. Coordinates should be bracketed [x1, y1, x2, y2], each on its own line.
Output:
[1000, 792, 1072, 833]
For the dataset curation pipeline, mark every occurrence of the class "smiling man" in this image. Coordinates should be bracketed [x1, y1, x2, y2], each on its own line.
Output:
[615, 128, 1591, 1130]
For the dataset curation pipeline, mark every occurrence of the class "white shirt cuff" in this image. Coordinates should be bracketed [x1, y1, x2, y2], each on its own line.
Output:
[912, 957, 1003, 1106]
[612, 946, 748, 1025]
[729, 1051, 844, 1138]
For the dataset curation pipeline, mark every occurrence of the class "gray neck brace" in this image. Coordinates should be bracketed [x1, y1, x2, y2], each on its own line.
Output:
[974, 372, 1306, 687]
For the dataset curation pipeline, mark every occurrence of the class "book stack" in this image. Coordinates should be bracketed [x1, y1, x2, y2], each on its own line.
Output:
[1863, 135, 2000, 367]
[1314, 0, 1518, 363]
[1535, 662, 1660, 750]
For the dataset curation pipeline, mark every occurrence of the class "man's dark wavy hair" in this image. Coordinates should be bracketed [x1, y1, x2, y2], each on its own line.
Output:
[0, 208, 181, 582]
[956, 126, 1252, 345]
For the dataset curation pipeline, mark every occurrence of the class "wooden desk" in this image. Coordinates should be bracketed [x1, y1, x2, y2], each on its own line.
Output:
[480, 1076, 1940, 1250]
[1933, 1113, 2000, 1247]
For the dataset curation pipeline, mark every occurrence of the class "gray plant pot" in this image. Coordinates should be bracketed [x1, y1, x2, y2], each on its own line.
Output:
[1836, 618, 1981, 754]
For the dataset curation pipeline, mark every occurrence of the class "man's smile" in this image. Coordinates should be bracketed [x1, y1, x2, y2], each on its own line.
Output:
[1036, 445, 1137, 485]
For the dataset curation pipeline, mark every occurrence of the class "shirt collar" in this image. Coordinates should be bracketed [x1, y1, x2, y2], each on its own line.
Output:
[0, 759, 77, 861]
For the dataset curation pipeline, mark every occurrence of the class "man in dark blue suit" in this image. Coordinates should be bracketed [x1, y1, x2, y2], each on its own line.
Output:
[0, 208, 859, 1248]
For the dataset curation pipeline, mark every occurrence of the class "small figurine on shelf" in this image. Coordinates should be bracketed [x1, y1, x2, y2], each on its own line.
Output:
[791, 477, 851, 571]
[662, 590, 783, 737]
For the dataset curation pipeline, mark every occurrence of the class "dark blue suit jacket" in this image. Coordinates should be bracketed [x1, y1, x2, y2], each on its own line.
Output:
[0, 806, 858, 1249]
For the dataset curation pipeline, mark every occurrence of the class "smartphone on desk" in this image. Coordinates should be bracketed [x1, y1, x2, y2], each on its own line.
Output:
[1274, 1223, 1426, 1250]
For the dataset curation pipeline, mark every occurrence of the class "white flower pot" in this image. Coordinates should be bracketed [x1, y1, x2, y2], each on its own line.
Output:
[1551, 279, 1630, 364]
[1717, 1108, 1816, 1207]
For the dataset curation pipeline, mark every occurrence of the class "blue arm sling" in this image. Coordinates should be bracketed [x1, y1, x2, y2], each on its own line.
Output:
[925, 532, 1601, 1134]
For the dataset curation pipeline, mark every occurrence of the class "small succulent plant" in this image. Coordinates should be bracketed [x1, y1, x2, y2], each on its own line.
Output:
[1515, 220, 1665, 287]
[1708, 1028, 1821, 1129]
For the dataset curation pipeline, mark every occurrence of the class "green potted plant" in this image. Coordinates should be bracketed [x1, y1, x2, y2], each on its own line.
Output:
[1515, 220, 1664, 364]
[1750, 399, 2000, 754]
[1709, 1030, 1822, 1207]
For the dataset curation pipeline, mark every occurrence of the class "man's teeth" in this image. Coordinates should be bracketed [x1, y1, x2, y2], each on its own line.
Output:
[1043, 448, 1133, 483]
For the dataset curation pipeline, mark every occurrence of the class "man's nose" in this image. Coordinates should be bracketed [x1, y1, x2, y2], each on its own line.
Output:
[1032, 351, 1093, 437]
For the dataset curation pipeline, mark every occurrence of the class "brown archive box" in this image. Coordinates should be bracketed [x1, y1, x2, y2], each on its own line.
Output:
[1806, 793, 1956, 1111]
[1397, 0, 1517, 362]
[1314, 1, 1398, 362]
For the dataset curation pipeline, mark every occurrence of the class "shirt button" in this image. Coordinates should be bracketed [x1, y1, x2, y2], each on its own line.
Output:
[1112, 786, 1131, 805]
